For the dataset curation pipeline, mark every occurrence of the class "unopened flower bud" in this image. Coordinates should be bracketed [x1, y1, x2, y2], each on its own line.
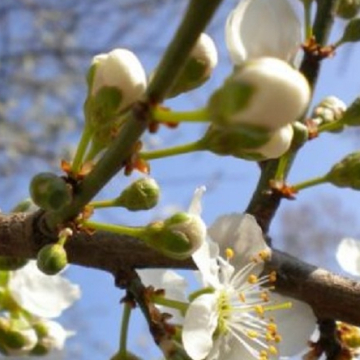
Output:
[242, 124, 294, 160]
[85, 49, 147, 150]
[37, 244, 68, 275]
[207, 57, 310, 131]
[327, 152, 360, 190]
[116, 178, 160, 211]
[0, 256, 28, 271]
[336, 0, 360, 19]
[0, 319, 37, 356]
[144, 212, 206, 260]
[340, 18, 360, 43]
[311, 96, 346, 132]
[29, 172, 72, 211]
[167, 33, 218, 98]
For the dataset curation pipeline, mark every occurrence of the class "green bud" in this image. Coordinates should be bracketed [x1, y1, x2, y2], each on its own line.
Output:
[340, 97, 360, 126]
[144, 212, 206, 260]
[340, 18, 360, 43]
[201, 124, 272, 160]
[167, 33, 218, 98]
[336, 0, 360, 19]
[0, 256, 28, 271]
[116, 178, 160, 211]
[327, 152, 360, 189]
[10, 198, 36, 213]
[29, 172, 72, 211]
[37, 244, 68, 275]
[291, 122, 309, 149]
[110, 350, 142, 360]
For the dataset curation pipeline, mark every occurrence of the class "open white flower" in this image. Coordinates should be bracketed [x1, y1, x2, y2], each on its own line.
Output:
[8, 261, 81, 318]
[182, 212, 316, 360]
[336, 237, 360, 276]
[226, 0, 301, 66]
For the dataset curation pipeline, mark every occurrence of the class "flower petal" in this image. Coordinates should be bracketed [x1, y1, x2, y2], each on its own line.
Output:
[226, 0, 301, 65]
[336, 238, 360, 276]
[9, 261, 81, 318]
[182, 293, 218, 360]
[188, 186, 206, 216]
[137, 269, 187, 322]
[271, 292, 316, 356]
[208, 213, 269, 270]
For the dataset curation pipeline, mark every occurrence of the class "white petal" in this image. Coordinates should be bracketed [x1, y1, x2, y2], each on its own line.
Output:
[137, 269, 187, 323]
[182, 293, 218, 360]
[271, 292, 316, 356]
[192, 238, 220, 288]
[336, 238, 360, 276]
[208, 213, 269, 270]
[226, 0, 301, 65]
[188, 186, 206, 215]
[40, 320, 70, 350]
[9, 261, 81, 318]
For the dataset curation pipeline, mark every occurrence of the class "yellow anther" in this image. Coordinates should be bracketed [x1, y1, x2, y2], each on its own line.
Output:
[260, 291, 269, 302]
[239, 292, 246, 302]
[259, 350, 268, 360]
[247, 330, 258, 339]
[259, 249, 271, 261]
[269, 271, 277, 283]
[254, 305, 264, 316]
[274, 334, 282, 343]
[266, 332, 274, 342]
[267, 323, 277, 333]
[225, 247, 234, 260]
[248, 274, 258, 284]
[269, 346, 278, 355]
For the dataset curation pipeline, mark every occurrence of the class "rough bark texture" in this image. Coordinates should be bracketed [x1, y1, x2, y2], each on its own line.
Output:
[1, 211, 360, 327]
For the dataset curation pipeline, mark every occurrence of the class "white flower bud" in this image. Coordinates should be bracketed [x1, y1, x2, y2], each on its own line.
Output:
[312, 96, 347, 128]
[89, 49, 146, 111]
[208, 57, 310, 131]
[226, 0, 301, 66]
[166, 33, 218, 98]
[246, 124, 294, 159]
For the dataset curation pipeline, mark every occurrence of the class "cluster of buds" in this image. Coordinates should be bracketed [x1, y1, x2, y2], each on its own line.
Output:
[335, 0, 360, 19]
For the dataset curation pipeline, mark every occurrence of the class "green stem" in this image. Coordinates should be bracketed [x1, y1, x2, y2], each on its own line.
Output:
[90, 199, 119, 209]
[303, 0, 313, 40]
[119, 302, 132, 357]
[152, 107, 209, 123]
[152, 296, 189, 315]
[291, 175, 329, 191]
[318, 121, 343, 133]
[274, 151, 292, 181]
[44, 0, 224, 229]
[140, 140, 205, 160]
[71, 125, 93, 174]
[82, 220, 145, 238]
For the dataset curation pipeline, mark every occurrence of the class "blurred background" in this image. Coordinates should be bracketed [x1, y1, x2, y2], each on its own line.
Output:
[1, 0, 360, 358]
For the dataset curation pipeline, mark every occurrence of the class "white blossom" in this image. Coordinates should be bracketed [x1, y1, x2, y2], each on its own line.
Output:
[336, 237, 360, 276]
[8, 261, 81, 318]
[182, 211, 316, 360]
[226, 0, 302, 66]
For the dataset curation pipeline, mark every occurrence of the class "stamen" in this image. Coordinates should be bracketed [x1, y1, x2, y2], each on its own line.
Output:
[247, 330, 259, 339]
[226, 247, 234, 260]
[248, 274, 258, 284]
[269, 271, 277, 283]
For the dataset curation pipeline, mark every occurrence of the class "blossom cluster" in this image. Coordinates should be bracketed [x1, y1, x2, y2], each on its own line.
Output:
[0, 261, 80, 356]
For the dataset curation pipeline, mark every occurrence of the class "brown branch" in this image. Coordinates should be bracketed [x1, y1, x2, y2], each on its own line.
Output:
[1, 212, 360, 327]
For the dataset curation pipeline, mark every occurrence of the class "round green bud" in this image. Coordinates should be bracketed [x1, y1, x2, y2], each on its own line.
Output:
[145, 212, 206, 260]
[336, 0, 360, 19]
[327, 152, 360, 190]
[29, 172, 72, 211]
[341, 18, 360, 43]
[37, 244, 68, 275]
[116, 178, 160, 211]
[0, 256, 28, 271]
[0, 324, 37, 356]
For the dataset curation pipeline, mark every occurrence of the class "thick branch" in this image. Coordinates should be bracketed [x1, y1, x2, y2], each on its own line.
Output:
[1, 212, 360, 326]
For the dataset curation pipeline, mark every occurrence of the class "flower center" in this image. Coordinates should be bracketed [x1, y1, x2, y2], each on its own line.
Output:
[214, 249, 292, 360]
